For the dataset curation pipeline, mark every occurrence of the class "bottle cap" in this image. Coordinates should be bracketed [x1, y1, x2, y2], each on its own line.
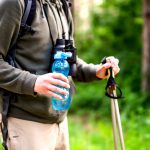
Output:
[54, 51, 72, 59]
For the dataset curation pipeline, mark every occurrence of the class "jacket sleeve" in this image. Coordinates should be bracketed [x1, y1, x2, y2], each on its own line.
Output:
[74, 57, 100, 82]
[0, 0, 37, 96]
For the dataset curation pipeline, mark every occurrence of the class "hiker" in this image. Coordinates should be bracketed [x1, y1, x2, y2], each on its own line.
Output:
[0, 0, 120, 150]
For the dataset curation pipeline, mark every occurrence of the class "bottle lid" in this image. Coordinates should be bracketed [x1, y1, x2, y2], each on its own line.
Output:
[54, 51, 72, 60]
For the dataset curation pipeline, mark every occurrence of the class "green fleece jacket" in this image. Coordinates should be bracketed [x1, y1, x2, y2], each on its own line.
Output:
[0, 0, 99, 123]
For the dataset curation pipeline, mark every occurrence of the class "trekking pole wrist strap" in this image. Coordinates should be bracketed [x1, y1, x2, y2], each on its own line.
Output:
[101, 57, 123, 99]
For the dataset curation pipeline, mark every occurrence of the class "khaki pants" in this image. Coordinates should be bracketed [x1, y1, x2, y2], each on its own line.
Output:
[7, 117, 69, 150]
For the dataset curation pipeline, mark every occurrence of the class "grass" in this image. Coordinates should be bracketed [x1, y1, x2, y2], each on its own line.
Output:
[0, 138, 4, 150]
[68, 111, 150, 150]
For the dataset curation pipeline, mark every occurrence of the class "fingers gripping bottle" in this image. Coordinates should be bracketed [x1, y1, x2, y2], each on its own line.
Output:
[52, 51, 72, 110]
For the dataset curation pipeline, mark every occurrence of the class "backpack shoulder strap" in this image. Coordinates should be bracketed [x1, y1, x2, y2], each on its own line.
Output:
[5, 0, 36, 65]
[19, 0, 36, 36]
[61, 0, 71, 22]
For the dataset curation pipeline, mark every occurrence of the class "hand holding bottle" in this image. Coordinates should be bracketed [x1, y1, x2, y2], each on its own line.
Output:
[34, 73, 70, 100]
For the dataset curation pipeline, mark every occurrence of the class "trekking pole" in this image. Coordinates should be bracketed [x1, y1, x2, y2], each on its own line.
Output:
[110, 93, 118, 150]
[101, 58, 125, 150]
[106, 68, 125, 150]
[112, 92, 125, 150]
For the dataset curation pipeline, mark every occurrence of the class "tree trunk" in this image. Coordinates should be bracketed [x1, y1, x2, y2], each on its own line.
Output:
[72, 0, 95, 32]
[142, 0, 150, 92]
[70, 0, 74, 19]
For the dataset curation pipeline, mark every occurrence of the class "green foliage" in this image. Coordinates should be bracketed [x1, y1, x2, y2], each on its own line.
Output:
[0, 138, 4, 150]
[71, 0, 145, 115]
[69, 111, 150, 150]
[69, 2, 149, 149]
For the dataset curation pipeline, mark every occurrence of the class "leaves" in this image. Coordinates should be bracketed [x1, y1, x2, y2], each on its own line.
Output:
[72, 0, 145, 114]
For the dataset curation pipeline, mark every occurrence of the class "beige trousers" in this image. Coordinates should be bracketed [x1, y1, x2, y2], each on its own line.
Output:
[7, 117, 69, 150]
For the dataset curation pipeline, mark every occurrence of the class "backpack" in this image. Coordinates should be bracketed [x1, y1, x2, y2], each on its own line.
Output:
[1, 0, 71, 149]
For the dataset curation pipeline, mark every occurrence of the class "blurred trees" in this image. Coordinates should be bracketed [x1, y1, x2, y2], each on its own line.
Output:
[72, 0, 98, 32]
[71, 0, 146, 115]
[143, 0, 150, 92]
[69, 2, 149, 149]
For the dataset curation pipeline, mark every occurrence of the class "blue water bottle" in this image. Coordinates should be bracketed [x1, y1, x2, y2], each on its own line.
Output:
[52, 51, 72, 110]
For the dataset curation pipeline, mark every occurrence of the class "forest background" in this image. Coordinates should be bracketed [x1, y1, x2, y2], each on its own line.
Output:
[68, 0, 150, 150]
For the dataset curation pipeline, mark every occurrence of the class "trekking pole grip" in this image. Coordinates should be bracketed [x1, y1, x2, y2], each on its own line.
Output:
[101, 57, 123, 99]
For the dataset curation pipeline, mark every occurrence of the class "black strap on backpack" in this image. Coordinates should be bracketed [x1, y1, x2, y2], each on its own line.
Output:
[1, 92, 14, 150]
[1, 0, 36, 149]
[19, 0, 36, 37]
[61, 0, 69, 21]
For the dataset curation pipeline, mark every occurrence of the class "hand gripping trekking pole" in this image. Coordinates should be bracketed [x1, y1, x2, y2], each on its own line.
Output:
[101, 58, 125, 150]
